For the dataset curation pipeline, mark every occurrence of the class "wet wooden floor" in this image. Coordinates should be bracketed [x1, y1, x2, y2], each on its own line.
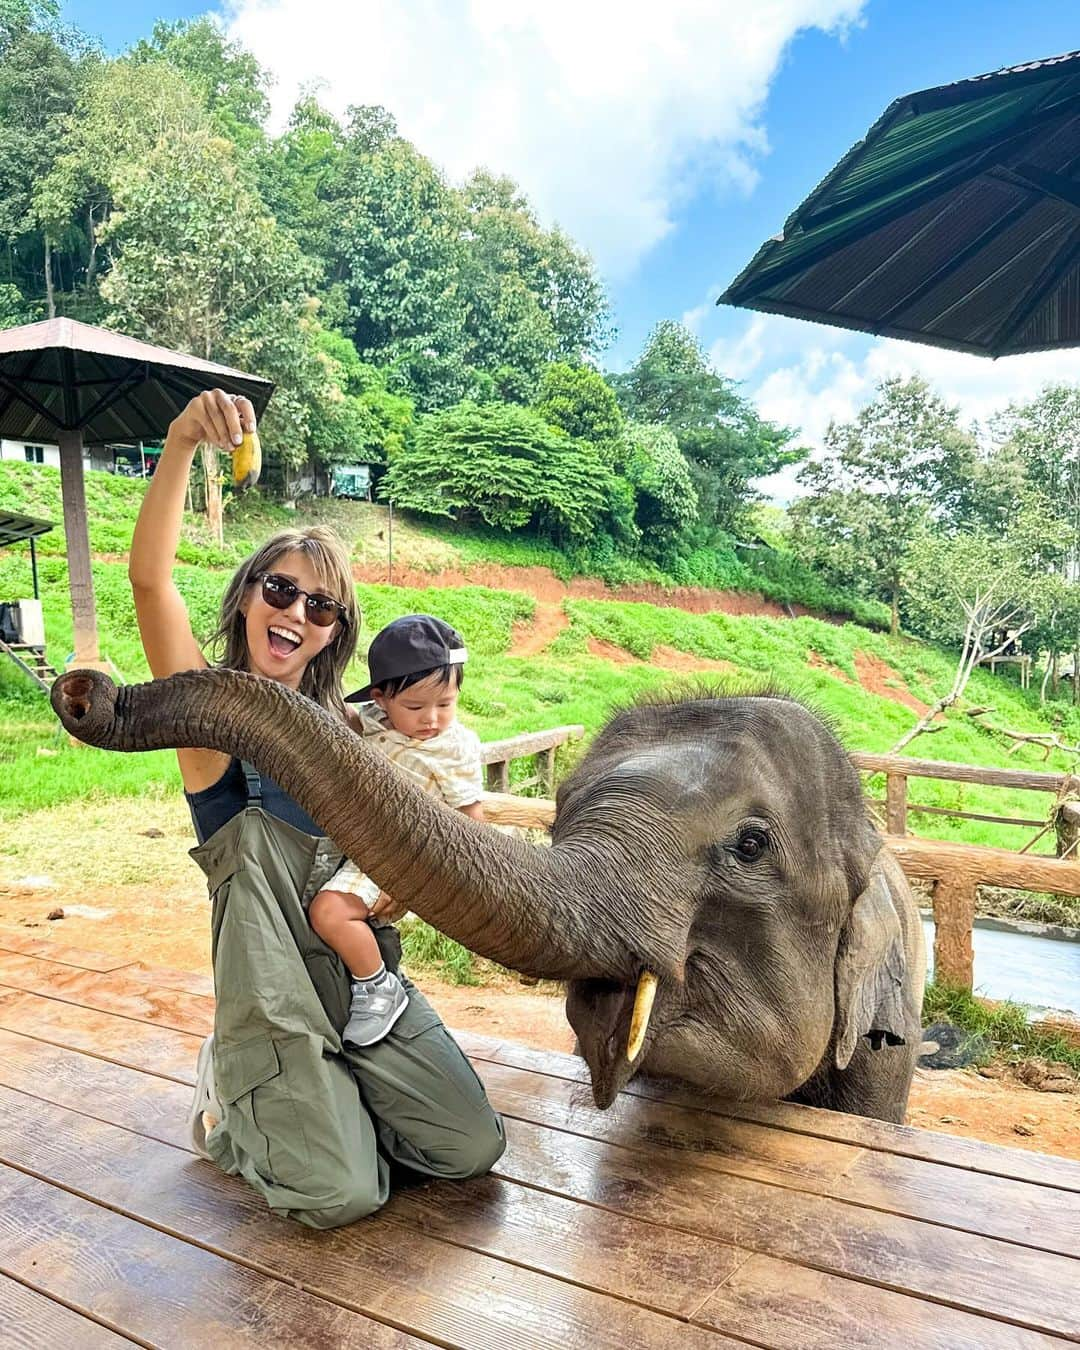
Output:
[0, 928, 1077, 1348]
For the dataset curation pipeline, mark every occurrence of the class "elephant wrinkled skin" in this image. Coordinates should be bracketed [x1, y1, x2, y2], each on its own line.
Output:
[53, 668, 925, 1121]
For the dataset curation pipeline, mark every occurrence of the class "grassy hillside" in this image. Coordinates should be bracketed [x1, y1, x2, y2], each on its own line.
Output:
[3, 460, 1079, 853]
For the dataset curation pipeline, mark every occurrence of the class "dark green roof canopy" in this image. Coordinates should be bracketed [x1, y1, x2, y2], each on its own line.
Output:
[720, 50, 1080, 357]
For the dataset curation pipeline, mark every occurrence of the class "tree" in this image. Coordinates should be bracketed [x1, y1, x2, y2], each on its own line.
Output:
[892, 525, 1044, 751]
[621, 421, 698, 554]
[307, 327, 413, 467]
[0, 3, 94, 316]
[532, 361, 623, 459]
[792, 376, 977, 634]
[613, 320, 798, 534]
[456, 172, 610, 400]
[380, 401, 613, 541]
[77, 70, 318, 538]
[129, 18, 270, 151]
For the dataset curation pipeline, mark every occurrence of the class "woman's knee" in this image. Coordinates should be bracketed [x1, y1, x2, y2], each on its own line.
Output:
[291, 1181, 385, 1229]
[458, 1108, 506, 1178]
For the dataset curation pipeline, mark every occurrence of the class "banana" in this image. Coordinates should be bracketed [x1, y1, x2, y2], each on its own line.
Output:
[232, 428, 262, 491]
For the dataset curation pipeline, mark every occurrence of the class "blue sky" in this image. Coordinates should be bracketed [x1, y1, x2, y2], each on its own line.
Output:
[60, 0, 1080, 496]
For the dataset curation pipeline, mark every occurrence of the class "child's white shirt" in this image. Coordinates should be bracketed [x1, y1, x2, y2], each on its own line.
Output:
[323, 701, 483, 906]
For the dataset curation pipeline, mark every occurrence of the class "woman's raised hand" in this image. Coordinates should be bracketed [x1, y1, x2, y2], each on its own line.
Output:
[168, 389, 256, 453]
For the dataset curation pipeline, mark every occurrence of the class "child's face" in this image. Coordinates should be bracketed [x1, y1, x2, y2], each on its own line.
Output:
[373, 672, 460, 741]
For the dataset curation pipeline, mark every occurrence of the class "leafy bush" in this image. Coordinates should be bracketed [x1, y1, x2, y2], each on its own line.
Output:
[380, 401, 615, 540]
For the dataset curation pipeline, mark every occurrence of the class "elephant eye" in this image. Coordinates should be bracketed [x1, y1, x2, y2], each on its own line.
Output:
[733, 827, 769, 862]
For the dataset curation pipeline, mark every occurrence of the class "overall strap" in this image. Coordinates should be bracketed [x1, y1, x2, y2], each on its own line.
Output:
[241, 760, 263, 807]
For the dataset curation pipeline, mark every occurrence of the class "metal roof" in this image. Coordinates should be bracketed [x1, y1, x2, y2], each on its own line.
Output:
[0, 318, 274, 442]
[0, 511, 54, 547]
[719, 50, 1080, 358]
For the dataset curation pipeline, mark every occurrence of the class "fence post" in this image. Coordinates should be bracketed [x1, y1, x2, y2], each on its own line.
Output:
[485, 760, 510, 794]
[538, 746, 557, 795]
[885, 773, 908, 835]
[932, 876, 976, 990]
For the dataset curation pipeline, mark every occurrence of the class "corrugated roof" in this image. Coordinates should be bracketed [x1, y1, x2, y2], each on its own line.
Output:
[0, 511, 54, 546]
[719, 50, 1080, 357]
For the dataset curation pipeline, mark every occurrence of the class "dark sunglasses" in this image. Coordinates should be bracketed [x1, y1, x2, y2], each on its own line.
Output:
[254, 572, 348, 628]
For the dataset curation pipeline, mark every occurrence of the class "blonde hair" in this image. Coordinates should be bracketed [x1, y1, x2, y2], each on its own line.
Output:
[208, 525, 360, 719]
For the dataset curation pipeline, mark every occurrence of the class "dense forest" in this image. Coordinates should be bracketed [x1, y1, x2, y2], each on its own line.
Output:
[5, 1, 1080, 689]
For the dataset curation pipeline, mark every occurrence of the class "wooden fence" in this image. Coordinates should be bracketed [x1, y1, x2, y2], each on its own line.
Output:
[479, 725, 583, 795]
[850, 751, 1078, 840]
[481, 746, 1080, 992]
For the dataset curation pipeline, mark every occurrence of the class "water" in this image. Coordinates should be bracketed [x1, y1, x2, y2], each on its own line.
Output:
[922, 917, 1080, 1017]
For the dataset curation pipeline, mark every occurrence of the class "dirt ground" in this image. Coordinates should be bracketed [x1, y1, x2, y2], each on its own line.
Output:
[3, 793, 1077, 1161]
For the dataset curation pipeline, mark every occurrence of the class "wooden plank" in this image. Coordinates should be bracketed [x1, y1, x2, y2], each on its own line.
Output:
[0, 1090, 742, 1350]
[0, 1272, 137, 1349]
[830, 1149, 1080, 1259]
[887, 833, 1080, 895]
[885, 772, 908, 835]
[478, 1058, 865, 1189]
[0, 1167, 428, 1349]
[3, 1069, 1060, 1350]
[0, 928, 136, 973]
[476, 1060, 1079, 1256]
[0, 987, 201, 1083]
[695, 1253, 1071, 1349]
[384, 1176, 749, 1321]
[479, 725, 583, 764]
[0, 1028, 191, 1148]
[0, 929, 213, 995]
[850, 752, 1072, 794]
[933, 876, 977, 988]
[8, 1010, 1074, 1275]
[495, 1118, 1080, 1338]
[455, 1032, 1080, 1193]
[0, 952, 214, 1037]
[0, 1035, 750, 1326]
[481, 789, 555, 827]
[5, 1037, 1074, 1348]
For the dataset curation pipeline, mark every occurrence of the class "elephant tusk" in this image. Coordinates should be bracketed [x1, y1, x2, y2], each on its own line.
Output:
[626, 971, 658, 1061]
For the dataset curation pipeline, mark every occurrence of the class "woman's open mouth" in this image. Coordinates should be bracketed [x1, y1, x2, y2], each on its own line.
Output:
[267, 625, 302, 660]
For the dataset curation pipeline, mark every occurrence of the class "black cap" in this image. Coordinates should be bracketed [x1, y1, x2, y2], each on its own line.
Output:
[345, 614, 468, 703]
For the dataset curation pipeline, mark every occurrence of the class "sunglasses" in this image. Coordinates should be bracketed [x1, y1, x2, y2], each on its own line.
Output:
[254, 572, 348, 628]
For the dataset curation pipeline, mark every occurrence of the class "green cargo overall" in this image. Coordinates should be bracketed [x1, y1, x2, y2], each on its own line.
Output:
[188, 763, 506, 1229]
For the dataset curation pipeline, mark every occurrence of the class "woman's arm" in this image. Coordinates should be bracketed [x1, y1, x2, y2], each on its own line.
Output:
[128, 390, 253, 792]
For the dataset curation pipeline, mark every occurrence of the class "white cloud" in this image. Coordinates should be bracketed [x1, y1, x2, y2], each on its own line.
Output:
[222, 0, 864, 277]
[709, 313, 1080, 504]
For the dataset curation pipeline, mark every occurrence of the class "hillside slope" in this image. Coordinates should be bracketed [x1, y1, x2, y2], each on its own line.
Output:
[2, 463, 1079, 854]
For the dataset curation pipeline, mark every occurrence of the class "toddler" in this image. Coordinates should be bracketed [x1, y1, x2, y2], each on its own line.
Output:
[309, 614, 484, 1046]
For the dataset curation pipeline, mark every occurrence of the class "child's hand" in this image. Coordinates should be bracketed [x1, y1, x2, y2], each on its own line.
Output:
[368, 889, 408, 922]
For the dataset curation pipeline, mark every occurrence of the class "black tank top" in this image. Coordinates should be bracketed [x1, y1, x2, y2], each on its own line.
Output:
[185, 757, 322, 844]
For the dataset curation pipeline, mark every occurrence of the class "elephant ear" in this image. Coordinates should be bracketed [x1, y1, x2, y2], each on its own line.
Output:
[833, 860, 908, 1071]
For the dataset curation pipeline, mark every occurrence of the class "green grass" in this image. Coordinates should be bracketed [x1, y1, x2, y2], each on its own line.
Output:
[399, 917, 484, 985]
[923, 981, 1080, 1074]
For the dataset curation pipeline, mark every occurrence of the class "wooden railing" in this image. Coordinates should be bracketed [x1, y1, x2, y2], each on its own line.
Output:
[849, 751, 1076, 838]
[479, 725, 583, 795]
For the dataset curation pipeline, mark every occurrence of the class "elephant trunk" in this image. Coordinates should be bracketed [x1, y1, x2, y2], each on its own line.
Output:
[52, 669, 684, 983]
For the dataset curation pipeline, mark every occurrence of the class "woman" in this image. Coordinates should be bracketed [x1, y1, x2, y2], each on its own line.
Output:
[130, 388, 504, 1228]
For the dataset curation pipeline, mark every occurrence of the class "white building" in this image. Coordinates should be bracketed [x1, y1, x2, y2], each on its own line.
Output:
[1, 438, 145, 474]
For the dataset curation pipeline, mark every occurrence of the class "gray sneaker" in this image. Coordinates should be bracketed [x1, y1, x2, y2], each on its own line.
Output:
[343, 968, 409, 1047]
[189, 1033, 222, 1159]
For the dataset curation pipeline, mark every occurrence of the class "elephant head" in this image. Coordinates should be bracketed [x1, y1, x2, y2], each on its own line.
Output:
[52, 669, 925, 1121]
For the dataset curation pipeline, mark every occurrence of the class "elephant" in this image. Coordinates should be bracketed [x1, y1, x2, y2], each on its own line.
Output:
[52, 668, 926, 1123]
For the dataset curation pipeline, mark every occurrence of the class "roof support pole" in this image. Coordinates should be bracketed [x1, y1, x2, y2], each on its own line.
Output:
[58, 427, 99, 663]
[29, 535, 38, 600]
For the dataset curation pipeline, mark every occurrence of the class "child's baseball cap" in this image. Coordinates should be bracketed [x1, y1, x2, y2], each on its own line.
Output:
[345, 614, 468, 703]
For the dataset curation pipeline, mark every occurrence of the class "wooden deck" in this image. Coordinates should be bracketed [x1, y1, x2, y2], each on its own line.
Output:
[0, 931, 1077, 1348]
